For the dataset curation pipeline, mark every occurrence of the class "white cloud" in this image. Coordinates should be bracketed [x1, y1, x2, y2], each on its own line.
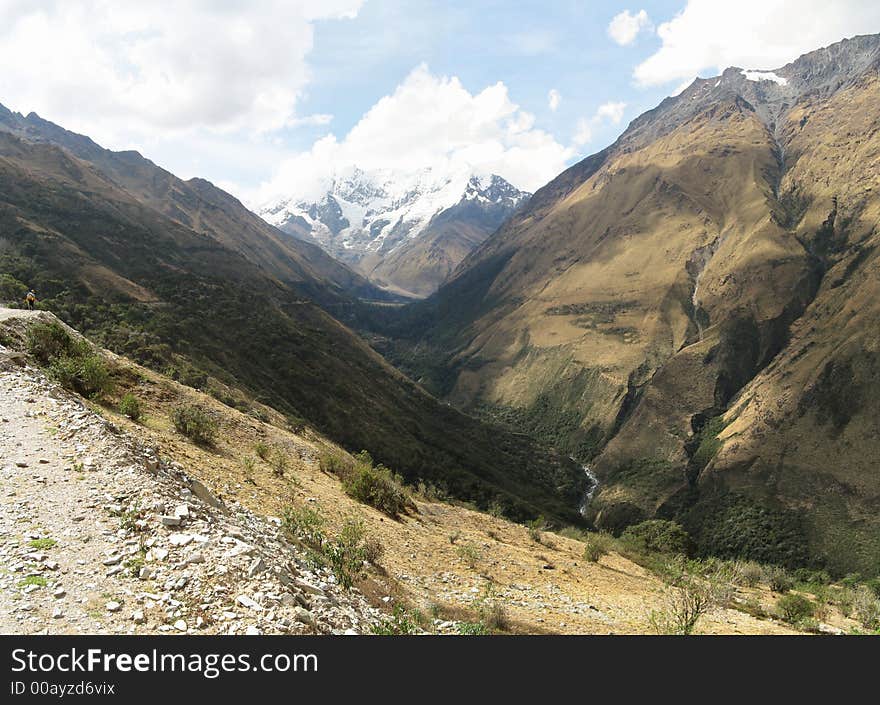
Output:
[608, 9, 651, 46]
[0, 0, 363, 148]
[286, 114, 334, 128]
[255, 65, 575, 201]
[572, 101, 627, 148]
[635, 0, 880, 86]
[595, 101, 627, 125]
[573, 119, 593, 148]
[548, 89, 562, 112]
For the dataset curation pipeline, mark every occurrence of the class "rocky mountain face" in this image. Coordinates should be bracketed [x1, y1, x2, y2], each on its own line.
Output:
[260, 169, 529, 297]
[0, 109, 586, 524]
[399, 33, 880, 574]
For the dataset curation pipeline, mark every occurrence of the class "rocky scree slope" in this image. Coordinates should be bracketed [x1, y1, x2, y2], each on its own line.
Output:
[0, 310, 381, 635]
[394, 34, 880, 573]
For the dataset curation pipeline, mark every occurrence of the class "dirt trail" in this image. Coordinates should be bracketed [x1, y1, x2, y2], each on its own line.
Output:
[0, 310, 380, 635]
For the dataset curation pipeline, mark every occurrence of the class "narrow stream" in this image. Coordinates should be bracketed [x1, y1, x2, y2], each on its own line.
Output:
[573, 458, 599, 517]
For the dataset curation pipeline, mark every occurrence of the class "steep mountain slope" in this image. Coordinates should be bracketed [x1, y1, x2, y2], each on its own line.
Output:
[0, 120, 586, 523]
[2, 308, 821, 636]
[261, 169, 528, 297]
[403, 34, 880, 573]
[0, 105, 385, 303]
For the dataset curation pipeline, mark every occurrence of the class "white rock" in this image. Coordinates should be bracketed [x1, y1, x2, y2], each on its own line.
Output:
[236, 595, 263, 611]
[168, 533, 193, 547]
[173, 619, 187, 631]
[132, 610, 146, 624]
[105, 601, 122, 612]
[245, 626, 261, 635]
[147, 548, 168, 562]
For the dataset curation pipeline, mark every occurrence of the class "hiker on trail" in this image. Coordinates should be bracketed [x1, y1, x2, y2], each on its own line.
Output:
[25, 290, 36, 310]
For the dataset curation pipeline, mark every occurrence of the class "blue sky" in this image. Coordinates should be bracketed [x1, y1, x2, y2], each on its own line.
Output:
[1, 1, 878, 203]
[297, 0, 680, 153]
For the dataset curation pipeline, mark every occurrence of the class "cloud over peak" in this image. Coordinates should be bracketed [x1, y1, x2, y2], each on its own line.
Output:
[256, 65, 575, 203]
[634, 0, 880, 86]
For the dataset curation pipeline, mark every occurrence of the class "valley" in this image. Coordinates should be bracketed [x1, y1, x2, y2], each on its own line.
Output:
[1, 22, 879, 637]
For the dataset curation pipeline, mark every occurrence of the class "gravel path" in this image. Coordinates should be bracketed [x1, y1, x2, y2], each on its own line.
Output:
[0, 316, 381, 635]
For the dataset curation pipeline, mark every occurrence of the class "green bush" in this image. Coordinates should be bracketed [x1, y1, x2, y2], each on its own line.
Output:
[322, 451, 411, 518]
[456, 542, 482, 569]
[118, 393, 142, 421]
[852, 586, 880, 630]
[776, 593, 815, 624]
[371, 605, 421, 635]
[281, 506, 326, 548]
[27, 322, 78, 364]
[280, 507, 377, 590]
[649, 569, 714, 635]
[254, 441, 271, 461]
[457, 622, 489, 635]
[583, 532, 614, 562]
[170, 404, 217, 445]
[27, 322, 112, 398]
[527, 516, 545, 543]
[323, 518, 370, 590]
[621, 520, 692, 556]
[270, 447, 288, 477]
[767, 566, 794, 593]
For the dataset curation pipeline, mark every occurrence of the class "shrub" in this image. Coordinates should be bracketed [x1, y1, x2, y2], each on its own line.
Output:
[456, 543, 481, 569]
[324, 518, 370, 589]
[852, 586, 880, 630]
[26, 322, 113, 398]
[371, 605, 421, 635]
[27, 322, 78, 364]
[457, 622, 489, 635]
[118, 393, 142, 421]
[241, 456, 256, 484]
[281, 507, 374, 590]
[362, 536, 385, 565]
[649, 571, 714, 636]
[48, 352, 112, 398]
[476, 586, 509, 632]
[270, 447, 288, 477]
[254, 441, 271, 461]
[527, 516, 545, 543]
[766, 566, 794, 593]
[735, 560, 764, 588]
[323, 450, 411, 518]
[621, 519, 692, 556]
[170, 404, 217, 445]
[583, 532, 614, 562]
[281, 506, 326, 549]
[776, 593, 815, 624]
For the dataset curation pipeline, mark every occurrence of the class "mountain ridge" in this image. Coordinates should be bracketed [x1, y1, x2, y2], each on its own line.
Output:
[390, 32, 880, 573]
[261, 168, 529, 297]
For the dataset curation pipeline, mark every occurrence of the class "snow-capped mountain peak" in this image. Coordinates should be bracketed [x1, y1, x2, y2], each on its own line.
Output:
[258, 167, 529, 261]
